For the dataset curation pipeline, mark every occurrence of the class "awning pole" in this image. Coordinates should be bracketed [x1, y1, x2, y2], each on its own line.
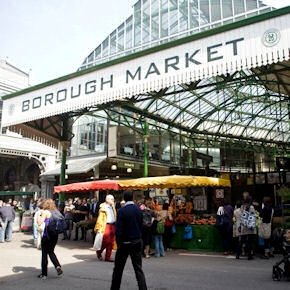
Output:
[143, 119, 149, 177]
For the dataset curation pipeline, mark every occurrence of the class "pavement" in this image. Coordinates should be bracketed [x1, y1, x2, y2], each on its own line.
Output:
[0, 232, 289, 290]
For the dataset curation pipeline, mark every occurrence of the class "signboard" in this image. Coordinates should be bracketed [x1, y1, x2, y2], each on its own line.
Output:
[2, 12, 290, 127]
[215, 189, 224, 199]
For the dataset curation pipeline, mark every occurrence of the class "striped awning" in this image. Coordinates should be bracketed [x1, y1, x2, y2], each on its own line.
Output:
[53, 175, 231, 193]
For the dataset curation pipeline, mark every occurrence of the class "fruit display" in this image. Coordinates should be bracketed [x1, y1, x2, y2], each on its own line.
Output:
[174, 214, 216, 225]
[191, 216, 216, 225]
[175, 214, 194, 224]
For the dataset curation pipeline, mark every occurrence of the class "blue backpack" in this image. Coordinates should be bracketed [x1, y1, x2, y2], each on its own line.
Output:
[47, 210, 67, 235]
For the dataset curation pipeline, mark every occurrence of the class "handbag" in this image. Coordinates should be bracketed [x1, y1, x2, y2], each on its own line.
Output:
[93, 232, 103, 251]
[258, 223, 271, 239]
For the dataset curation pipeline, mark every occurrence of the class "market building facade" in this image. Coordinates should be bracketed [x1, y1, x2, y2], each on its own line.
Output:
[2, 0, 290, 204]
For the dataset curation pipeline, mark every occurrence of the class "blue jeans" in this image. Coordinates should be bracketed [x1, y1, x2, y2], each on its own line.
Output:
[154, 235, 165, 257]
[0, 220, 13, 242]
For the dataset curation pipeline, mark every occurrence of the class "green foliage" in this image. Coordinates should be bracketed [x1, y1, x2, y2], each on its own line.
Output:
[277, 186, 290, 200]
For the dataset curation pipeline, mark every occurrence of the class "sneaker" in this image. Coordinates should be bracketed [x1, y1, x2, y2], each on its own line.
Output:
[56, 267, 63, 276]
[37, 274, 47, 280]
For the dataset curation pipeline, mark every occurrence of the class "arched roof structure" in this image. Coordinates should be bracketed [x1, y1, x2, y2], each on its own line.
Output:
[1, 2, 290, 158]
[77, 0, 290, 151]
[80, 0, 272, 70]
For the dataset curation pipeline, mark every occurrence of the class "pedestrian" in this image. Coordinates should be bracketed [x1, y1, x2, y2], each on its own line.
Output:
[0, 199, 16, 243]
[36, 199, 63, 280]
[217, 199, 234, 255]
[73, 199, 89, 241]
[233, 200, 242, 256]
[33, 198, 45, 248]
[111, 191, 147, 290]
[63, 199, 75, 240]
[140, 201, 154, 258]
[94, 194, 116, 262]
[259, 197, 274, 259]
[236, 194, 256, 260]
[152, 212, 165, 258]
[162, 201, 174, 251]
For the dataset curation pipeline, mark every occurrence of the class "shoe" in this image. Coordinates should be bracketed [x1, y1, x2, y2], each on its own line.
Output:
[248, 256, 254, 260]
[73, 238, 78, 241]
[97, 251, 103, 261]
[37, 274, 47, 280]
[235, 256, 240, 260]
[260, 255, 269, 260]
[145, 255, 150, 259]
[56, 266, 63, 276]
[268, 253, 275, 258]
[105, 259, 114, 263]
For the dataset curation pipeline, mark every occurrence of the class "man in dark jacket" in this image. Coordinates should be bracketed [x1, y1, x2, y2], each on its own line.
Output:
[0, 200, 16, 242]
[110, 191, 147, 290]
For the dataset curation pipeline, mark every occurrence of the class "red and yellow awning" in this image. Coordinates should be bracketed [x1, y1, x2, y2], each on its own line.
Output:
[54, 175, 230, 193]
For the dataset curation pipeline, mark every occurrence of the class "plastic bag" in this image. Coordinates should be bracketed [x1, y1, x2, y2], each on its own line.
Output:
[93, 232, 103, 251]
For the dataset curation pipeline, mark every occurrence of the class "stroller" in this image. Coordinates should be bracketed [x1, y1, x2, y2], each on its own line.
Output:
[272, 230, 290, 281]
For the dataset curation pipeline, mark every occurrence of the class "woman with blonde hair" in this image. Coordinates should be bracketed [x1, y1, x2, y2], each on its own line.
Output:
[37, 199, 63, 280]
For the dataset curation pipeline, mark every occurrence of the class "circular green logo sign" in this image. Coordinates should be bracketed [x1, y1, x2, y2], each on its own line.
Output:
[262, 28, 280, 47]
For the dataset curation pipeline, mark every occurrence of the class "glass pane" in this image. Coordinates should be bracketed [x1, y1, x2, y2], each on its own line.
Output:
[246, 0, 258, 11]
[234, 0, 245, 15]
[110, 31, 117, 55]
[126, 16, 133, 49]
[142, 0, 150, 44]
[161, 0, 169, 38]
[102, 37, 109, 57]
[211, 0, 221, 22]
[134, 1, 142, 46]
[95, 45, 101, 59]
[169, 0, 178, 35]
[189, 0, 199, 29]
[151, 0, 160, 41]
[222, 0, 233, 18]
[117, 24, 125, 52]
[179, 0, 189, 32]
[200, 0, 210, 22]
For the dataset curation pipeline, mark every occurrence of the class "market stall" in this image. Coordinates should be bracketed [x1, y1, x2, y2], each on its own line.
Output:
[54, 175, 230, 251]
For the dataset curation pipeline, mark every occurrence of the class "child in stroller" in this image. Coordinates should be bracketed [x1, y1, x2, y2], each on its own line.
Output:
[272, 229, 290, 281]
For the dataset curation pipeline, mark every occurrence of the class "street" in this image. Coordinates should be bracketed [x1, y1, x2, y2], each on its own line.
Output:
[0, 233, 289, 290]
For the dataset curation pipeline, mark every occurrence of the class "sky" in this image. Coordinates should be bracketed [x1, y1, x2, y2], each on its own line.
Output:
[0, 0, 289, 86]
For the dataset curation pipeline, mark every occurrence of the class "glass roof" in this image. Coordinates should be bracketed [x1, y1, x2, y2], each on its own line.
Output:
[109, 68, 290, 146]
[79, 0, 272, 70]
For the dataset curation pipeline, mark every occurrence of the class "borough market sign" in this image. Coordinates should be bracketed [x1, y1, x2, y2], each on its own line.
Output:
[2, 10, 290, 127]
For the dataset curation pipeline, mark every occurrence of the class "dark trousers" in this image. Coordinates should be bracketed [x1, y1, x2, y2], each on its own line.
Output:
[221, 224, 233, 252]
[236, 234, 255, 258]
[64, 219, 73, 240]
[74, 223, 85, 240]
[111, 240, 147, 290]
[163, 226, 172, 250]
[41, 234, 61, 276]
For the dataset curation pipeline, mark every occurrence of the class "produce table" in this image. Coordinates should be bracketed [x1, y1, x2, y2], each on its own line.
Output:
[170, 224, 223, 252]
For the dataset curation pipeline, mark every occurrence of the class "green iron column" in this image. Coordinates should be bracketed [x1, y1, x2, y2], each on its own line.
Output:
[143, 119, 149, 177]
[188, 137, 193, 170]
[59, 117, 69, 205]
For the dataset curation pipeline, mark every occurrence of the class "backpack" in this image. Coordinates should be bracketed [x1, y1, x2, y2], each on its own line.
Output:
[47, 210, 67, 235]
[142, 210, 152, 228]
[156, 220, 165, 234]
